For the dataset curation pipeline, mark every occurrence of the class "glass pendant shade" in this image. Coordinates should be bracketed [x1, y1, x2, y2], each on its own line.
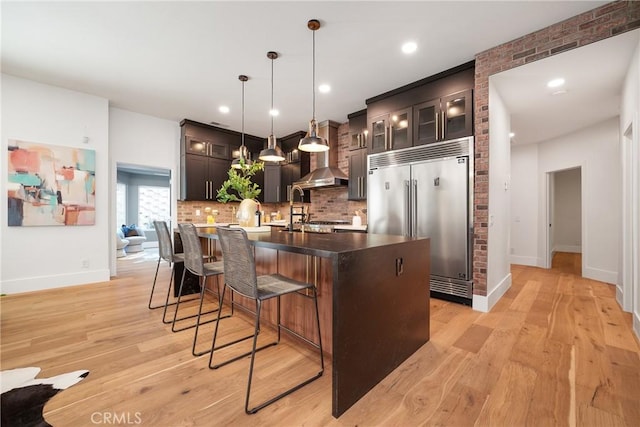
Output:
[259, 134, 285, 161]
[298, 19, 329, 153]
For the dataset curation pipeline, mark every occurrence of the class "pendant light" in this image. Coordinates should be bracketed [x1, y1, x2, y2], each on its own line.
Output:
[298, 19, 329, 152]
[231, 74, 252, 170]
[259, 51, 285, 162]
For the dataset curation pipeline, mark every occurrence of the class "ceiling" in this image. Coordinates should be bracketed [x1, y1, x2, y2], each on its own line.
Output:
[492, 28, 640, 146]
[4, 0, 632, 146]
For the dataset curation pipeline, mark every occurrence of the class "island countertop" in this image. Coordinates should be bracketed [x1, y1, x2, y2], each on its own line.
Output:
[180, 225, 430, 418]
[195, 226, 417, 258]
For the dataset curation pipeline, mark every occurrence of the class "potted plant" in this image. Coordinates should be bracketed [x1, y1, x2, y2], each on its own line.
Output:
[216, 159, 264, 226]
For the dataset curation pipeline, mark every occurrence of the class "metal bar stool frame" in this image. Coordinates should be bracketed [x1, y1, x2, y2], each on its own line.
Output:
[175, 223, 230, 357]
[149, 220, 198, 322]
[208, 226, 324, 414]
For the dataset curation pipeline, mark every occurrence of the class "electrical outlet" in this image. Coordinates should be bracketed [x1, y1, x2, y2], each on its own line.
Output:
[195, 209, 201, 216]
[81, 259, 90, 269]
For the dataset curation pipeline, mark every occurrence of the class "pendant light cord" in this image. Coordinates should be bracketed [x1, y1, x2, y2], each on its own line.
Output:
[271, 56, 274, 136]
[312, 29, 316, 120]
[241, 79, 245, 148]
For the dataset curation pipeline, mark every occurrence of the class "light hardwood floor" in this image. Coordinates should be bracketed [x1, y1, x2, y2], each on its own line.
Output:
[1, 251, 638, 426]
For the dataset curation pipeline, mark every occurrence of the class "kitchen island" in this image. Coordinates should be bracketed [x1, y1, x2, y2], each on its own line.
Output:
[187, 227, 430, 417]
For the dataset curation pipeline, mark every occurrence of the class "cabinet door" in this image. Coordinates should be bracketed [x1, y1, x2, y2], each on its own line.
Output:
[209, 141, 230, 159]
[369, 114, 389, 154]
[208, 157, 231, 200]
[185, 136, 209, 156]
[263, 164, 282, 203]
[413, 99, 440, 146]
[348, 149, 367, 200]
[442, 90, 473, 141]
[389, 107, 412, 150]
[349, 113, 367, 150]
[183, 154, 208, 200]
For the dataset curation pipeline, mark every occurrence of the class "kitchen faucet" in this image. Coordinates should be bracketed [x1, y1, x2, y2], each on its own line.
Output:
[289, 184, 306, 232]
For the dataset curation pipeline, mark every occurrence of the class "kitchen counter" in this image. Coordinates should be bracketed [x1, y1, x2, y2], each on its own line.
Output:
[196, 226, 396, 258]
[180, 226, 430, 417]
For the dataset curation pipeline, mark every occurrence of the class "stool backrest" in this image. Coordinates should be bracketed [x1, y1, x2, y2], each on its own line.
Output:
[216, 227, 258, 299]
[177, 223, 206, 276]
[153, 220, 174, 263]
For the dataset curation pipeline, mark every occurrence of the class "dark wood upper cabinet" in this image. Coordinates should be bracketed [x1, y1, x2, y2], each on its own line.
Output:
[180, 155, 230, 201]
[348, 109, 367, 151]
[368, 106, 412, 154]
[262, 164, 281, 203]
[180, 119, 262, 201]
[366, 61, 475, 153]
[260, 131, 311, 204]
[414, 89, 473, 145]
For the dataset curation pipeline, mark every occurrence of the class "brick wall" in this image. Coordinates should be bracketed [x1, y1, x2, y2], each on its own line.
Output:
[178, 121, 366, 224]
[472, 0, 640, 295]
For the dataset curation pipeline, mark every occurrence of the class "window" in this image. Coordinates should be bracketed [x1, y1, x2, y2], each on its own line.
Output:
[116, 182, 127, 227]
[138, 185, 170, 229]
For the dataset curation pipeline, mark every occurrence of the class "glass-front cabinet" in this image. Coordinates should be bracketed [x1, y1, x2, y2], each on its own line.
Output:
[388, 108, 412, 151]
[442, 90, 473, 141]
[414, 89, 472, 145]
[369, 107, 412, 154]
[185, 135, 229, 159]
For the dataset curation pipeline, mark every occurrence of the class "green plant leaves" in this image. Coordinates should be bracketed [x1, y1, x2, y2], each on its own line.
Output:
[216, 160, 264, 203]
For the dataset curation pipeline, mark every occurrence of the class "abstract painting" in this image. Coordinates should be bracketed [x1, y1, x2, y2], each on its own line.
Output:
[7, 139, 96, 226]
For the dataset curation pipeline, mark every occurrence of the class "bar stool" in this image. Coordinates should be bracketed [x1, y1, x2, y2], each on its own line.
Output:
[175, 223, 229, 357]
[208, 226, 324, 414]
[150, 220, 196, 324]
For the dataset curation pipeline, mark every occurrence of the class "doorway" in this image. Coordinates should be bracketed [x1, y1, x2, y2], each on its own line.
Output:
[546, 167, 582, 275]
[116, 163, 172, 249]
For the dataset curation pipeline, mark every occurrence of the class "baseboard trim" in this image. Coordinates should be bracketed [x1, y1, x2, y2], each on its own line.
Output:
[510, 255, 540, 267]
[473, 273, 512, 313]
[634, 311, 640, 342]
[616, 285, 626, 312]
[0, 270, 110, 295]
[583, 266, 618, 285]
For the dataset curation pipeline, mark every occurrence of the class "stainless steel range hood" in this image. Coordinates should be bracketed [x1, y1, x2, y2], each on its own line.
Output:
[294, 120, 349, 189]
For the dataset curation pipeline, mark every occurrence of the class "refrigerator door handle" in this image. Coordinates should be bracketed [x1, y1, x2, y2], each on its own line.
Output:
[412, 179, 418, 238]
[404, 180, 411, 237]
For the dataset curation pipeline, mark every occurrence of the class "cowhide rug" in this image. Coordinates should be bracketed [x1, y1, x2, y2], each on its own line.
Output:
[1, 367, 89, 427]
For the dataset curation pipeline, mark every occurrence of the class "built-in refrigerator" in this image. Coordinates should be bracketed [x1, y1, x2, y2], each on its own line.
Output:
[367, 136, 473, 304]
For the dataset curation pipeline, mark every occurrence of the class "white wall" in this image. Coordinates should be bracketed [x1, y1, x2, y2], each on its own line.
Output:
[510, 143, 539, 266]
[619, 34, 640, 337]
[108, 108, 180, 274]
[510, 118, 620, 284]
[553, 168, 582, 253]
[1, 74, 110, 293]
[477, 81, 511, 312]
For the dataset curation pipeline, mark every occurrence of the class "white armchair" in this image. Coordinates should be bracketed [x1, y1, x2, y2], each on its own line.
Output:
[122, 226, 147, 253]
[116, 230, 129, 258]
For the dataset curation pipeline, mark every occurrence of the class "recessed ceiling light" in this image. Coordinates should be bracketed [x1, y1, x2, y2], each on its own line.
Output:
[219, 105, 230, 114]
[269, 108, 279, 117]
[318, 84, 331, 93]
[509, 132, 515, 138]
[547, 78, 565, 88]
[402, 41, 417, 54]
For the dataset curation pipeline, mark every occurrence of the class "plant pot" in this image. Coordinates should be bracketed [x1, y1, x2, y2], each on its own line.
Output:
[237, 199, 258, 227]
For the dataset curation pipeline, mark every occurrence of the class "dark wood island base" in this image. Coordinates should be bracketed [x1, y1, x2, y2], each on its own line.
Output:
[180, 227, 430, 418]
